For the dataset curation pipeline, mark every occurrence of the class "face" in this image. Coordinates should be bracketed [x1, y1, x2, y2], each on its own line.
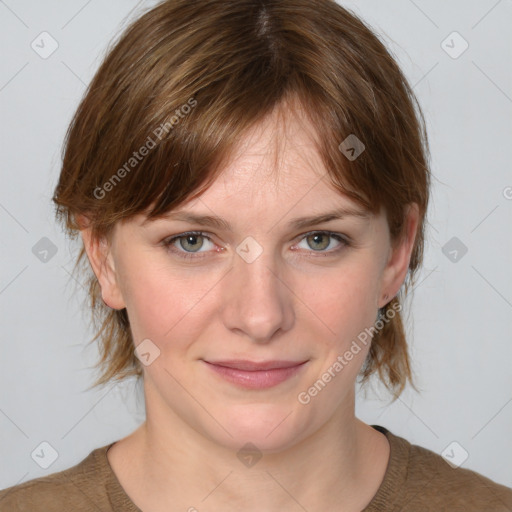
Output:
[83, 103, 418, 453]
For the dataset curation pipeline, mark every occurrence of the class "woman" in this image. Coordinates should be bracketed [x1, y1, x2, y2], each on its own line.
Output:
[1, 0, 511, 510]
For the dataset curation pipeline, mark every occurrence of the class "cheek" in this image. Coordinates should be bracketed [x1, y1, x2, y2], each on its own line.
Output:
[117, 254, 220, 344]
[298, 259, 381, 347]
[118, 244, 383, 357]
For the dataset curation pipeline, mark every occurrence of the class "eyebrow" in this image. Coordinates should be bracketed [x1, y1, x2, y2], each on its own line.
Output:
[143, 206, 371, 231]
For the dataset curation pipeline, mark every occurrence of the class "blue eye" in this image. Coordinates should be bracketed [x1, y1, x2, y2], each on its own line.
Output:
[162, 230, 349, 260]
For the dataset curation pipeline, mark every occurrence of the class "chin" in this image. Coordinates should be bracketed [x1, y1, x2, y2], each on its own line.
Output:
[207, 402, 308, 454]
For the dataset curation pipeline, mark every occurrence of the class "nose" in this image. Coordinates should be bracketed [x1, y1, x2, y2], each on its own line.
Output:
[221, 244, 295, 343]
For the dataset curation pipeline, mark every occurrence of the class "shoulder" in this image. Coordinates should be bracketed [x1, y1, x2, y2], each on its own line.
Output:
[408, 441, 512, 509]
[376, 425, 512, 511]
[0, 444, 115, 512]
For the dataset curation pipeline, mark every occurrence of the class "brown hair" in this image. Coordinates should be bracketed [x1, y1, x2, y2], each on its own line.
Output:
[53, 0, 430, 400]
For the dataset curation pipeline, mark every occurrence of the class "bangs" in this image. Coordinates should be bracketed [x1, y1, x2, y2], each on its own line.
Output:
[56, 0, 427, 240]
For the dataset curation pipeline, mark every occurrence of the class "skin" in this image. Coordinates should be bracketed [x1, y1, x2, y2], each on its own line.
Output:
[81, 100, 419, 512]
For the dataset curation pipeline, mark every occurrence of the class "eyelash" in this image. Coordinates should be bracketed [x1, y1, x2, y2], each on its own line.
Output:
[162, 230, 350, 260]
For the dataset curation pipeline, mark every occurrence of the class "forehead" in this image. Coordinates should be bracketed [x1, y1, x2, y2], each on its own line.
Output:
[129, 100, 375, 232]
[134, 123, 371, 234]
[202, 102, 333, 200]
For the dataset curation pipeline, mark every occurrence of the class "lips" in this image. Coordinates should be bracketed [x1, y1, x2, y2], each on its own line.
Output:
[202, 359, 308, 389]
[205, 360, 306, 371]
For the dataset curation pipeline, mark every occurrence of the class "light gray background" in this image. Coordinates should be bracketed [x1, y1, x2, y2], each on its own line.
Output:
[1, 0, 511, 492]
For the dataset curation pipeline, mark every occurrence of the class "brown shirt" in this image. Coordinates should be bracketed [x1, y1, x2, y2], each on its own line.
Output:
[1, 425, 511, 511]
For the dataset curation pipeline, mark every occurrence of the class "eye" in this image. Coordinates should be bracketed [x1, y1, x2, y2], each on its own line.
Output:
[162, 230, 350, 261]
[292, 231, 349, 255]
[162, 231, 218, 260]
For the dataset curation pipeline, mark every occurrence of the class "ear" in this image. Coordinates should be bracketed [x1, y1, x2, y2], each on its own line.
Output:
[79, 217, 126, 310]
[377, 203, 420, 308]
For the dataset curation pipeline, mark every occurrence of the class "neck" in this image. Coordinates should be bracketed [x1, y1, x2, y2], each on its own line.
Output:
[110, 380, 390, 512]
